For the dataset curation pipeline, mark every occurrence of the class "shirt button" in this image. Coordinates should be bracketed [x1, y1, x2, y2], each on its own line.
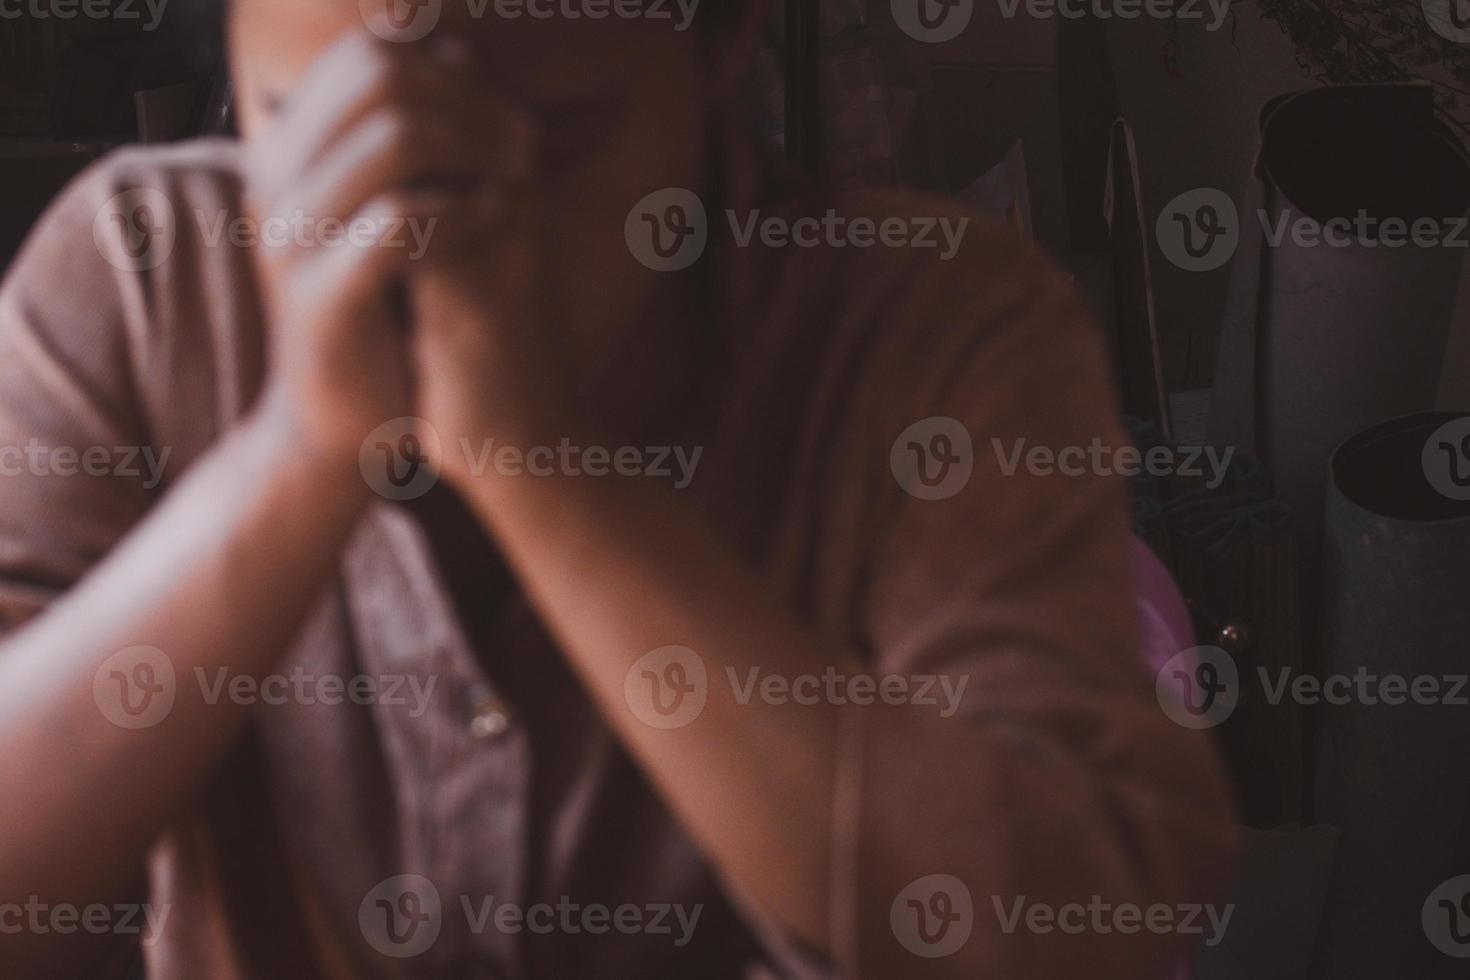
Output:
[468, 692, 514, 740]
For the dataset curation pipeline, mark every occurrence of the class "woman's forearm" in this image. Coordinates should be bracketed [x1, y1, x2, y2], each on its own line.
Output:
[0, 390, 369, 955]
[457, 449, 844, 952]
[457, 455, 1229, 980]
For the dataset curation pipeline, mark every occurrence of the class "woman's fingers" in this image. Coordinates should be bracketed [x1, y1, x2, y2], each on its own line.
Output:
[288, 184, 512, 333]
[247, 33, 536, 271]
[275, 109, 527, 241]
[243, 34, 394, 202]
[297, 193, 425, 312]
[246, 31, 535, 207]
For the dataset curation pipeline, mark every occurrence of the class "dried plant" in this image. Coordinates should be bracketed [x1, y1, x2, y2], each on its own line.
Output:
[1165, 0, 1470, 130]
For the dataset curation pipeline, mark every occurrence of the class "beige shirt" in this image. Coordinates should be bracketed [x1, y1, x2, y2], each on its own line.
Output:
[0, 138, 1233, 979]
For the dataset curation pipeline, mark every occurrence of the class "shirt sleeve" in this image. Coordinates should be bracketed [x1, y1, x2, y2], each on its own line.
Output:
[828, 223, 1237, 979]
[0, 156, 159, 632]
[0, 157, 168, 978]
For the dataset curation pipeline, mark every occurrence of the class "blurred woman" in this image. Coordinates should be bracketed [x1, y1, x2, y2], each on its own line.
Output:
[0, 1, 1233, 976]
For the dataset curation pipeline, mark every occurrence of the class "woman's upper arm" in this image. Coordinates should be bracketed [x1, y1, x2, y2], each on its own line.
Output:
[833, 227, 1236, 979]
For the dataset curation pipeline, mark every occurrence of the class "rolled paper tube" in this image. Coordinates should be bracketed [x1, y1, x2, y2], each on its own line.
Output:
[1209, 84, 1470, 574]
[1310, 411, 1470, 980]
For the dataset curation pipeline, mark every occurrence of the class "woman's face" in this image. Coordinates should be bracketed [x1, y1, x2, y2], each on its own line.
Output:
[229, 0, 715, 339]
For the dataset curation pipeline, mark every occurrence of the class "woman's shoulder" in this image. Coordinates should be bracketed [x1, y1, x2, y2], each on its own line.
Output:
[728, 184, 1091, 354]
[5, 136, 249, 305]
[719, 184, 1102, 425]
[0, 138, 257, 458]
[81, 136, 243, 190]
[40, 137, 247, 255]
[3, 135, 246, 326]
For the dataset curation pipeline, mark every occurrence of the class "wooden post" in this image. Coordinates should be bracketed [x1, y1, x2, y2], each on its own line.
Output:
[783, 0, 821, 178]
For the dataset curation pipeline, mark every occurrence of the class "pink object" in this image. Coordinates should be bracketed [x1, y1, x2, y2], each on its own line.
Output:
[1132, 536, 1199, 980]
[1131, 537, 1195, 673]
